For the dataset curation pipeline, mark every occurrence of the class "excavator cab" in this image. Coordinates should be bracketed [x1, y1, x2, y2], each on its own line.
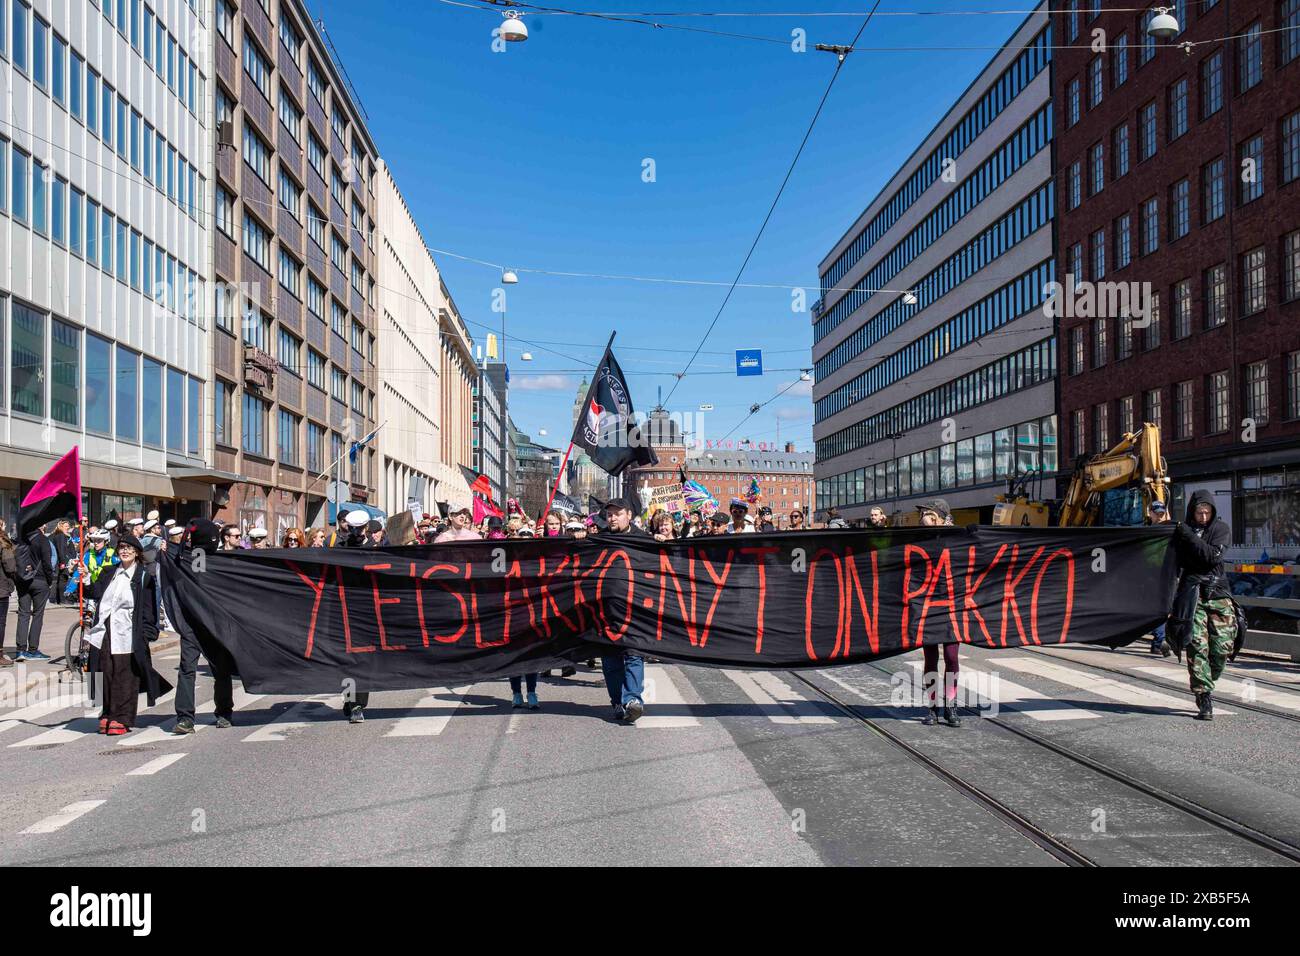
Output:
[1057, 423, 1169, 527]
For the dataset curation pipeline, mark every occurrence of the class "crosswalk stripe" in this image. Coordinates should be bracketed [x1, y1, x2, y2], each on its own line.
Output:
[126, 753, 188, 776]
[1132, 665, 1300, 712]
[384, 687, 472, 737]
[242, 695, 339, 742]
[722, 670, 838, 724]
[20, 800, 106, 834]
[119, 687, 262, 747]
[636, 666, 700, 728]
[905, 660, 1104, 721]
[1001, 656, 1236, 715]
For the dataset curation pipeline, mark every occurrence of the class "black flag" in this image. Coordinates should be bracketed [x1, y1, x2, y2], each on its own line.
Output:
[550, 491, 582, 516]
[571, 336, 658, 477]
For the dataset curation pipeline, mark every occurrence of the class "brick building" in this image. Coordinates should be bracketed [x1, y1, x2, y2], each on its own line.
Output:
[209, 0, 380, 536]
[1055, 0, 1300, 544]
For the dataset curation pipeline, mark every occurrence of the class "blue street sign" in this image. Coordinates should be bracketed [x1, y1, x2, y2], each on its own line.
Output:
[735, 349, 763, 377]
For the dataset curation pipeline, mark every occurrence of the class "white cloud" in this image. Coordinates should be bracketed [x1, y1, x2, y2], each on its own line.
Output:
[775, 406, 812, 422]
[513, 374, 575, 392]
[784, 377, 814, 398]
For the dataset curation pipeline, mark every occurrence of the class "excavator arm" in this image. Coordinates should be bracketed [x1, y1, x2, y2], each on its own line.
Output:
[1058, 423, 1169, 526]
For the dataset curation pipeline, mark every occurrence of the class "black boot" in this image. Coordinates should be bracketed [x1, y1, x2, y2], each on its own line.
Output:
[943, 701, 962, 727]
[1194, 692, 1213, 721]
[922, 706, 939, 726]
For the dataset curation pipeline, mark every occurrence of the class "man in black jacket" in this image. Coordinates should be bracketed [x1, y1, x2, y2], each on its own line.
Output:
[14, 526, 55, 660]
[169, 519, 236, 734]
[599, 498, 648, 723]
[1169, 490, 1234, 721]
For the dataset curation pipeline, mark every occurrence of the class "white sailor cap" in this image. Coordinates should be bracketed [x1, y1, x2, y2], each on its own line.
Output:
[147, 509, 160, 521]
[247, 527, 269, 540]
[126, 517, 144, 527]
[164, 518, 176, 528]
[103, 519, 120, 530]
[344, 510, 370, 529]
[143, 518, 159, 533]
[90, 530, 112, 542]
[167, 525, 185, 538]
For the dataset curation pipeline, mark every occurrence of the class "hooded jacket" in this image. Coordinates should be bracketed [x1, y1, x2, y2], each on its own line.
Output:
[1172, 490, 1231, 600]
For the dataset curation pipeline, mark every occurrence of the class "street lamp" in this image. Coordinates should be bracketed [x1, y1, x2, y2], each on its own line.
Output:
[499, 12, 528, 43]
[902, 290, 918, 306]
[1146, 7, 1180, 40]
[799, 369, 812, 382]
[520, 351, 534, 361]
[501, 269, 519, 284]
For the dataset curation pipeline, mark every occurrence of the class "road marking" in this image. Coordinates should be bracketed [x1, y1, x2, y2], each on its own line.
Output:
[384, 687, 472, 737]
[119, 687, 261, 747]
[722, 670, 837, 724]
[637, 666, 700, 728]
[905, 660, 1104, 721]
[506, 710, 526, 734]
[243, 695, 340, 742]
[1132, 666, 1300, 712]
[126, 753, 188, 776]
[20, 800, 106, 834]
[1001, 656, 1236, 715]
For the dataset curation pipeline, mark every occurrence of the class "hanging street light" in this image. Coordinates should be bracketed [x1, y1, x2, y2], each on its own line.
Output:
[499, 11, 528, 43]
[1147, 7, 1180, 40]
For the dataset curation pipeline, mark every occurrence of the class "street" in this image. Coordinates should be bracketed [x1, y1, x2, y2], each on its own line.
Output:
[3, 608, 1298, 867]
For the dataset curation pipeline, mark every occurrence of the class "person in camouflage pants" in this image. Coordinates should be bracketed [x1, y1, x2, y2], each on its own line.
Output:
[1169, 490, 1234, 720]
[1186, 598, 1236, 694]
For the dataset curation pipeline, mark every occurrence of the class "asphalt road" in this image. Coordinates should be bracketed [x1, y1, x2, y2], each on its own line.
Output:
[2, 607, 1298, 866]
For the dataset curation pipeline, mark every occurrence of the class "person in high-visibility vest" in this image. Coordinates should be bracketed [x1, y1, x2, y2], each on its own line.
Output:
[82, 530, 118, 585]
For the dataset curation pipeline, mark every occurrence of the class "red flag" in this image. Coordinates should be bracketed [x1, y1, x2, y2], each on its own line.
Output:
[472, 495, 503, 524]
[459, 465, 493, 500]
[19, 446, 82, 539]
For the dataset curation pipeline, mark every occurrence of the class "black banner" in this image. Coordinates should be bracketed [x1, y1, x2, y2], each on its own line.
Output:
[160, 526, 1177, 694]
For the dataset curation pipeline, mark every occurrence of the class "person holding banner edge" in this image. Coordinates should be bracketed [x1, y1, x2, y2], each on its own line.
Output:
[601, 498, 648, 723]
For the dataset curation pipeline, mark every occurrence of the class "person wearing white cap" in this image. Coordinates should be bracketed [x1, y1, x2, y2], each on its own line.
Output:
[247, 527, 270, 549]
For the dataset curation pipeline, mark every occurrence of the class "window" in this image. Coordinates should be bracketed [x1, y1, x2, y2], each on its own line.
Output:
[1168, 79, 1188, 140]
[1069, 242, 1084, 283]
[1118, 313, 1134, 361]
[1241, 246, 1267, 315]
[1119, 395, 1135, 437]
[1070, 326, 1085, 375]
[1239, 134, 1264, 204]
[308, 278, 326, 319]
[85, 199, 99, 265]
[331, 104, 346, 143]
[1245, 361, 1269, 426]
[279, 87, 303, 144]
[243, 36, 271, 99]
[214, 380, 233, 446]
[1284, 231, 1300, 302]
[1089, 143, 1104, 195]
[52, 31, 66, 103]
[242, 311, 271, 351]
[1144, 388, 1162, 432]
[243, 211, 271, 272]
[31, 160, 46, 235]
[69, 187, 82, 254]
[242, 123, 271, 185]
[116, 343, 138, 442]
[165, 366, 185, 452]
[1068, 161, 1082, 209]
[1091, 228, 1106, 279]
[278, 169, 302, 220]
[331, 232, 346, 272]
[1203, 157, 1225, 223]
[308, 56, 327, 105]
[1172, 279, 1193, 339]
[1169, 179, 1190, 241]
[1140, 197, 1159, 255]
[308, 204, 326, 248]
[278, 409, 300, 465]
[242, 393, 268, 457]
[307, 422, 325, 473]
[11, 147, 28, 222]
[331, 299, 346, 337]
[1093, 403, 1109, 454]
[1284, 111, 1300, 186]
[1113, 33, 1129, 87]
[1092, 317, 1108, 368]
[280, 12, 303, 66]
[350, 379, 363, 413]
[1174, 380, 1194, 439]
[1207, 371, 1230, 434]
[1138, 102, 1157, 161]
[331, 366, 346, 401]
[1238, 22, 1262, 92]
[1113, 124, 1130, 178]
[1067, 78, 1081, 127]
[12, 1, 28, 72]
[331, 165, 346, 206]
[1088, 56, 1103, 109]
[217, 0, 235, 48]
[10, 302, 44, 417]
[307, 349, 326, 389]
[1201, 49, 1223, 118]
[1115, 213, 1132, 269]
[215, 185, 234, 238]
[1112, 124, 1133, 178]
[32, 14, 48, 87]
[308, 132, 326, 180]
[1072, 409, 1086, 459]
[1144, 291, 1162, 350]
[142, 358, 163, 446]
[1289, 352, 1300, 419]
[278, 328, 301, 375]
[278, 248, 302, 298]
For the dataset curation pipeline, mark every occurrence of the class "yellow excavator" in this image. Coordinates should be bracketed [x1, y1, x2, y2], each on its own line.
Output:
[993, 423, 1170, 527]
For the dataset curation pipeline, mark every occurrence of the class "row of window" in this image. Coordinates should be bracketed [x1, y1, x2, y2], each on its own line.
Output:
[818, 26, 1052, 300]
[815, 181, 1052, 382]
[816, 416, 1059, 512]
[0, 137, 206, 326]
[2, 297, 201, 456]
[1066, 234, 1300, 372]
[816, 338, 1057, 462]
[1070, 354, 1300, 458]
[815, 104, 1053, 342]
[816, 260, 1054, 422]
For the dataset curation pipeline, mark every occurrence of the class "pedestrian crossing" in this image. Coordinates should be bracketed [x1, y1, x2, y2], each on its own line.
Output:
[0, 649, 1296, 758]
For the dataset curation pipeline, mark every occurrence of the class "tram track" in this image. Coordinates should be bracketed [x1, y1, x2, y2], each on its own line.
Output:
[786, 665, 1300, 866]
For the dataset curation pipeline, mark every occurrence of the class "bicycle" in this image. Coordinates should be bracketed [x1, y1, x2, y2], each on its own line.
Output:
[59, 599, 96, 682]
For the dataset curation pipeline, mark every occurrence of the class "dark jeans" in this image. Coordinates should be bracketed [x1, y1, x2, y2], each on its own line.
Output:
[175, 630, 234, 721]
[509, 674, 538, 694]
[0, 595, 9, 650]
[601, 652, 645, 708]
[922, 643, 961, 704]
[15, 579, 49, 653]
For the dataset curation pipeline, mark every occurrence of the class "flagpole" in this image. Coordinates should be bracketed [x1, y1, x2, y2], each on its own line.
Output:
[309, 419, 389, 489]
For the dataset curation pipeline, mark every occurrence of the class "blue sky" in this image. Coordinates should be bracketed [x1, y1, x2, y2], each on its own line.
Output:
[310, 0, 1034, 451]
